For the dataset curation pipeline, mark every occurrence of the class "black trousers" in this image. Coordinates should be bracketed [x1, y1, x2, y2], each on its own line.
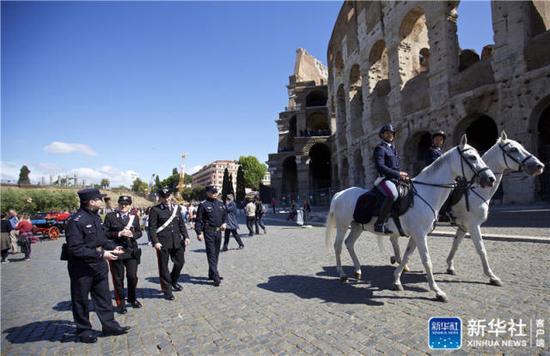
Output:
[223, 229, 243, 248]
[68, 259, 119, 336]
[1, 249, 9, 261]
[109, 258, 138, 304]
[255, 215, 265, 234]
[155, 247, 185, 292]
[204, 231, 221, 280]
[246, 217, 255, 236]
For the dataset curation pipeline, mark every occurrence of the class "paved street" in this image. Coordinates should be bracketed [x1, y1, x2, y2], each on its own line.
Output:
[1, 220, 549, 355]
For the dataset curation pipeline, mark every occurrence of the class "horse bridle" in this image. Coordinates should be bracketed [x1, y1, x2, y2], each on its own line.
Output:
[498, 142, 534, 173]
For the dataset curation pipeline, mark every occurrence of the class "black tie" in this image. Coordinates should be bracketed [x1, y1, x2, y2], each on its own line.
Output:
[121, 214, 129, 225]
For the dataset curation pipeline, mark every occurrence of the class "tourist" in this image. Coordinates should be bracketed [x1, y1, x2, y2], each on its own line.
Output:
[245, 198, 256, 236]
[222, 194, 244, 251]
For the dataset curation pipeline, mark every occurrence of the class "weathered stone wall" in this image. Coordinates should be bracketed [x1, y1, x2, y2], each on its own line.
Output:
[327, 0, 550, 203]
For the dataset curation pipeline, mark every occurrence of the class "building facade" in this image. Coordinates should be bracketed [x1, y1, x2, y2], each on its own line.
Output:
[267, 49, 335, 206]
[327, 1, 550, 203]
[191, 160, 239, 192]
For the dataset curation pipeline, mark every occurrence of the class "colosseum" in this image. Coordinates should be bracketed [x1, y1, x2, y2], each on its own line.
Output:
[328, 0, 549, 203]
[269, 1, 550, 205]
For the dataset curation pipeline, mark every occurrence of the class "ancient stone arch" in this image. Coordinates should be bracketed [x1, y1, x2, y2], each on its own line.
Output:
[308, 143, 332, 193]
[454, 114, 498, 154]
[368, 40, 390, 96]
[281, 156, 298, 200]
[348, 64, 364, 140]
[306, 90, 328, 107]
[404, 131, 432, 175]
[306, 112, 329, 133]
[531, 95, 550, 200]
[398, 7, 430, 86]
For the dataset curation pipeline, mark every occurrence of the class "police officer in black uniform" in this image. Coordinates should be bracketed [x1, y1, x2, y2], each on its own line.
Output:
[148, 187, 190, 300]
[195, 185, 227, 286]
[103, 196, 142, 314]
[426, 130, 446, 166]
[65, 188, 130, 343]
[373, 124, 409, 234]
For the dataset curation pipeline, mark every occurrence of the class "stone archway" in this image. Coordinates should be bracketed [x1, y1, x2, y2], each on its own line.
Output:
[537, 104, 550, 200]
[404, 131, 432, 175]
[455, 115, 498, 154]
[349, 64, 364, 140]
[398, 7, 430, 86]
[306, 91, 327, 107]
[353, 149, 365, 186]
[281, 156, 298, 202]
[308, 143, 332, 205]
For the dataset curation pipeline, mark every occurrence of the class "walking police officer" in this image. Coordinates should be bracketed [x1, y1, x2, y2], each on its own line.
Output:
[426, 131, 446, 166]
[148, 187, 190, 300]
[195, 185, 227, 286]
[103, 195, 142, 314]
[65, 188, 130, 343]
[373, 124, 409, 234]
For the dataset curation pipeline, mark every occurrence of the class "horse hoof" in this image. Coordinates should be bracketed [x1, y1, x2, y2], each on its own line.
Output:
[403, 265, 410, 272]
[447, 268, 457, 275]
[390, 256, 397, 265]
[435, 294, 449, 303]
[490, 278, 503, 286]
[340, 276, 348, 283]
[354, 272, 362, 280]
[393, 283, 404, 291]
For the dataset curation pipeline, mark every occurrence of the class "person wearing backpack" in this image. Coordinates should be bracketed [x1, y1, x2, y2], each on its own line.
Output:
[254, 197, 266, 235]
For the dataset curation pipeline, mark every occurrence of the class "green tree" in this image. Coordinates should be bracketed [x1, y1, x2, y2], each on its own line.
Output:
[184, 173, 193, 185]
[236, 166, 245, 206]
[131, 178, 149, 195]
[221, 168, 230, 201]
[100, 178, 110, 189]
[191, 185, 206, 201]
[238, 156, 267, 190]
[228, 173, 235, 198]
[18, 165, 31, 185]
[154, 175, 161, 189]
[172, 167, 178, 176]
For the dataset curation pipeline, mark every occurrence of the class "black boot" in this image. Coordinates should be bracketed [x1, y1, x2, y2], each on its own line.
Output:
[374, 196, 394, 234]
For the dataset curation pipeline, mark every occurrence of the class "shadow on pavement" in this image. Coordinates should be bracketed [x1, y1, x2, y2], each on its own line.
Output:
[2, 320, 76, 343]
[145, 274, 212, 286]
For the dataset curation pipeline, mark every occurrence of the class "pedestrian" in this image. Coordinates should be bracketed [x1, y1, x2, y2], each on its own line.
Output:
[287, 201, 297, 221]
[222, 194, 243, 251]
[15, 214, 33, 260]
[8, 209, 20, 254]
[195, 185, 227, 286]
[245, 198, 256, 236]
[1, 213, 11, 263]
[65, 188, 130, 343]
[255, 198, 266, 235]
[103, 196, 143, 314]
[271, 197, 277, 214]
[303, 199, 312, 226]
[148, 187, 190, 300]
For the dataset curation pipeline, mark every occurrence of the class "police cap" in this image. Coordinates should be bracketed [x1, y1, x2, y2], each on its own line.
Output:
[118, 195, 132, 205]
[157, 187, 173, 198]
[77, 188, 107, 202]
[205, 185, 218, 194]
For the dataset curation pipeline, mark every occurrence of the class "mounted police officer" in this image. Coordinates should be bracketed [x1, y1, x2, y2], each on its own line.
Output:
[195, 185, 227, 286]
[65, 188, 130, 343]
[373, 124, 409, 234]
[426, 130, 446, 166]
[103, 195, 142, 314]
[148, 187, 190, 300]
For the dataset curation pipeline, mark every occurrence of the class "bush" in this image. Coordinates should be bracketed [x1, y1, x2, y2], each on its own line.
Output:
[1, 188, 79, 213]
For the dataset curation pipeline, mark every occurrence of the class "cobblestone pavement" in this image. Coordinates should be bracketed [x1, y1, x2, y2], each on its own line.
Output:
[1, 221, 549, 355]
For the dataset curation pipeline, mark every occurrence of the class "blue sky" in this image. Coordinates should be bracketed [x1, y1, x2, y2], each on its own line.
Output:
[1, 1, 493, 187]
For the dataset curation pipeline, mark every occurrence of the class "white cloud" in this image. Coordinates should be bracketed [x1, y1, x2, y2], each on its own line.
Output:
[189, 165, 203, 174]
[44, 141, 97, 156]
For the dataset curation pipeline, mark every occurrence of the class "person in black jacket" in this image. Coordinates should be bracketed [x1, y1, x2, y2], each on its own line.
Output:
[148, 187, 190, 300]
[65, 188, 130, 343]
[426, 131, 446, 166]
[195, 185, 227, 286]
[373, 124, 409, 234]
[103, 196, 142, 314]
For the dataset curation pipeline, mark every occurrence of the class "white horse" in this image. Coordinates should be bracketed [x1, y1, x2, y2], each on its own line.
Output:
[389, 131, 544, 286]
[325, 135, 496, 302]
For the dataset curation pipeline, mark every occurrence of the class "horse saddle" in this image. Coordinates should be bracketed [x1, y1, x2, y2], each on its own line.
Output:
[352, 181, 414, 228]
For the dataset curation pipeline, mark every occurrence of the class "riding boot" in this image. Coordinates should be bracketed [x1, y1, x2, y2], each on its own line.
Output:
[374, 196, 394, 234]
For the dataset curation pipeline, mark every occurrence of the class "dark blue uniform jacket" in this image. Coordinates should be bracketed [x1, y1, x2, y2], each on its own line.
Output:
[148, 203, 189, 250]
[195, 198, 227, 235]
[426, 146, 443, 166]
[65, 207, 117, 263]
[373, 142, 401, 180]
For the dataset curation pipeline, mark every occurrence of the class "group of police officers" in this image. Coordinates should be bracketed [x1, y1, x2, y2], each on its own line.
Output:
[64, 184, 226, 343]
[63, 124, 446, 343]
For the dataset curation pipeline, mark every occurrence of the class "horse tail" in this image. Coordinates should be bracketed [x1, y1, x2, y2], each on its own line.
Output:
[325, 195, 337, 250]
